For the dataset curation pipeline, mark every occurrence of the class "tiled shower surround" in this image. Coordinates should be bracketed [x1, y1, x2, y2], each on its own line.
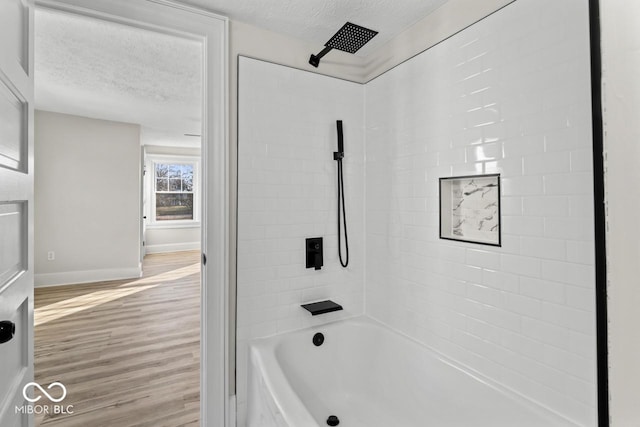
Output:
[365, 0, 595, 424]
[237, 0, 596, 425]
[237, 58, 365, 424]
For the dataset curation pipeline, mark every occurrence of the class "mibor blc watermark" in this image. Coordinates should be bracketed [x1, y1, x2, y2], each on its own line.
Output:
[15, 382, 74, 415]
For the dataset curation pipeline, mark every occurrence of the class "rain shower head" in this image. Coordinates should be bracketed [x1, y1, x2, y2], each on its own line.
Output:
[309, 22, 378, 68]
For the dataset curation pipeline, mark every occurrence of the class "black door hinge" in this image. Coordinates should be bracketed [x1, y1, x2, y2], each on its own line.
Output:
[202, 253, 207, 265]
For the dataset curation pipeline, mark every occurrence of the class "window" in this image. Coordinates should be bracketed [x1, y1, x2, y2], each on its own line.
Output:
[155, 163, 194, 221]
[147, 156, 199, 226]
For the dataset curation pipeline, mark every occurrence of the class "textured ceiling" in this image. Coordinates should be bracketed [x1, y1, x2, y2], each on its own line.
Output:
[177, 0, 449, 56]
[34, 9, 202, 142]
[34, 0, 451, 145]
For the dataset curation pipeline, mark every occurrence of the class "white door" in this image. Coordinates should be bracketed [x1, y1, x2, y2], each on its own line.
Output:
[0, 0, 35, 426]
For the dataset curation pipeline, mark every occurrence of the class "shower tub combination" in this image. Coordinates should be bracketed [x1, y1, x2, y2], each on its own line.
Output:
[247, 317, 575, 427]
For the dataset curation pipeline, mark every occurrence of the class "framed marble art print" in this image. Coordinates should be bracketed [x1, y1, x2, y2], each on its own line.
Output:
[439, 174, 501, 246]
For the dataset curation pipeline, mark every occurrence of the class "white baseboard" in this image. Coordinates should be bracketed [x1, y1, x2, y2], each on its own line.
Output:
[35, 265, 142, 288]
[145, 241, 200, 254]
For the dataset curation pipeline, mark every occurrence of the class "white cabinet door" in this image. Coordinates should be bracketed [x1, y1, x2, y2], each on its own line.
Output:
[0, 0, 34, 426]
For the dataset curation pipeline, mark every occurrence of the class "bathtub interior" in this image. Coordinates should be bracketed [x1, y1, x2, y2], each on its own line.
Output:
[258, 317, 573, 427]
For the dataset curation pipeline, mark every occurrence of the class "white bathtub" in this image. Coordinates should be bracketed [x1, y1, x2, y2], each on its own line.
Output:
[247, 316, 575, 427]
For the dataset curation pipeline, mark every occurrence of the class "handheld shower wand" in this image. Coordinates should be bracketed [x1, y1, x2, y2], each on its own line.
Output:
[334, 121, 344, 160]
[334, 120, 349, 268]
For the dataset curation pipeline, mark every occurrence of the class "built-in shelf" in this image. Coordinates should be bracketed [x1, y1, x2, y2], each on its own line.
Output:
[301, 300, 343, 316]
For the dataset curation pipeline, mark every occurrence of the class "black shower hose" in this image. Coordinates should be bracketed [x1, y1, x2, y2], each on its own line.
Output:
[337, 158, 349, 267]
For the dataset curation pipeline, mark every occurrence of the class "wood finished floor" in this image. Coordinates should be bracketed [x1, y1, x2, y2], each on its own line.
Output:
[34, 251, 201, 427]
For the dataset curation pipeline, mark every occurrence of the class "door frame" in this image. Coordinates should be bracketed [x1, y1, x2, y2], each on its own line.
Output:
[33, 0, 230, 425]
[140, 145, 146, 262]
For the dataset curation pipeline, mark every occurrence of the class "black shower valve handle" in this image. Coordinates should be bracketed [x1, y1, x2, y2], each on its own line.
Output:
[306, 237, 323, 270]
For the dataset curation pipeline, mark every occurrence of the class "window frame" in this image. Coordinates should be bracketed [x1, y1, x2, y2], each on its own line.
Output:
[146, 154, 200, 228]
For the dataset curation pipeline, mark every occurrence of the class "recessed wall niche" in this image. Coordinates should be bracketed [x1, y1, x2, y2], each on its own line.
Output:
[439, 174, 501, 246]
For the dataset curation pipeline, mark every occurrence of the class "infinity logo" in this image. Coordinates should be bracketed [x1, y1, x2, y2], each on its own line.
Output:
[22, 382, 67, 403]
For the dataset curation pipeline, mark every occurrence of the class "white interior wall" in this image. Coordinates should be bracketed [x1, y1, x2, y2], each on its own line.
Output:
[364, 0, 596, 425]
[144, 144, 200, 157]
[227, 23, 364, 380]
[236, 56, 365, 426]
[34, 110, 141, 286]
[144, 227, 200, 254]
[600, 1, 640, 426]
[143, 145, 201, 254]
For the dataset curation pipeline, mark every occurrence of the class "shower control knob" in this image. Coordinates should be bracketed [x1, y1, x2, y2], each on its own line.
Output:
[0, 320, 15, 344]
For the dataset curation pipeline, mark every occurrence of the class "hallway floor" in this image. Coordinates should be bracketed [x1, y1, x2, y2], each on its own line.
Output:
[34, 251, 200, 427]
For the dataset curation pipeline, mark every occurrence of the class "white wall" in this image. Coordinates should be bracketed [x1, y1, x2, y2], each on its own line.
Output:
[600, 1, 640, 426]
[236, 56, 365, 426]
[144, 144, 200, 157]
[34, 110, 141, 286]
[227, 23, 364, 378]
[143, 145, 201, 254]
[144, 227, 200, 254]
[365, 0, 596, 425]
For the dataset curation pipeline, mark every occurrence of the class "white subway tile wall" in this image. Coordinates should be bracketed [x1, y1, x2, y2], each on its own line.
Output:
[365, 0, 595, 425]
[237, 57, 365, 425]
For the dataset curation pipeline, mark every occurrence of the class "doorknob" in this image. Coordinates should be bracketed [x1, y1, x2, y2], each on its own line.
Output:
[0, 320, 15, 344]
